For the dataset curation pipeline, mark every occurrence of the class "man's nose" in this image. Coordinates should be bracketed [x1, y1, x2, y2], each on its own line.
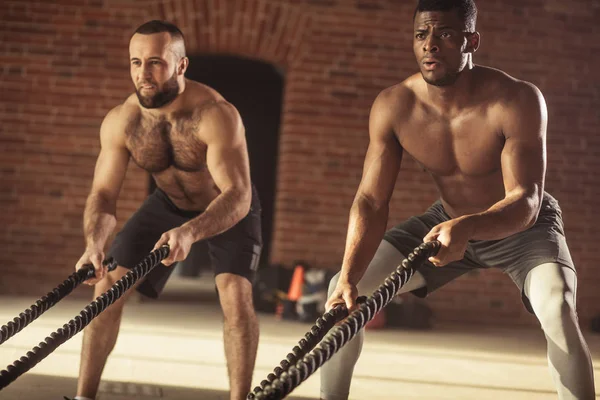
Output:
[139, 64, 152, 80]
[423, 35, 440, 53]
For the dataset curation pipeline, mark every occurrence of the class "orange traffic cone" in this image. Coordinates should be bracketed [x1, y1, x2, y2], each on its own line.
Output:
[287, 265, 304, 302]
[276, 265, 305, 320]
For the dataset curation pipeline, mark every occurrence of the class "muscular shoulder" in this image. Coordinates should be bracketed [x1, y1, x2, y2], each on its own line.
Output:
[374, 79, 418, 118]
[368, 78, 418, 142]
[476, 66, 545, 108]
[371, 80, 417, 124]
[477, 67, 547, 138]
[505, 79, 545, 114]
[179, 80, 240, 128]
[184, 79, 226, 108]
[100, 97, 141, 143]
[195, 100, 244, 143]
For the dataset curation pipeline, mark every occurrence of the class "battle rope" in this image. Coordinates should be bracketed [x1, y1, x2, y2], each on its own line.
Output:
[250, 297, 366, 399]
[0, 246, 169, 390]
[0, 258, 118, 346]
[248, 240, 441, 400]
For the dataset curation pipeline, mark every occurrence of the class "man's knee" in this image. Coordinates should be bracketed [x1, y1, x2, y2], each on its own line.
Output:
[90, 267, 137, 327]
[536, 290, 574, 326]
[529, 280, 576, 335]
[216, 273, 255, 321]
[92, 266, 135, 312]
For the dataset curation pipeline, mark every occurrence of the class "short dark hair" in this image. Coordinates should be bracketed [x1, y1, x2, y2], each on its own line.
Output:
[413, 0, 477, 32]
[133, 20, 186, 57]
[135, 20, 184, 39]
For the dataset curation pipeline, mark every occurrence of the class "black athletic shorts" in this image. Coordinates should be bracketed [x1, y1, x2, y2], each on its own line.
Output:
[107, 186, 262, 298]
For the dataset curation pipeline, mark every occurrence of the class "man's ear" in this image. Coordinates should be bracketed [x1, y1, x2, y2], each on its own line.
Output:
[466, 31, 480, 53]
[178, 57, 189, 75]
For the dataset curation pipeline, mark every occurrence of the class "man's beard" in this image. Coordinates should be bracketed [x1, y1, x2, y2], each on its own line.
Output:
[136, 72, 180, 109]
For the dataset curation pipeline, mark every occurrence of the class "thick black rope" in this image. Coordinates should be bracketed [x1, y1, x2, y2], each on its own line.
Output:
[0, 258, 118, 346]
[249, 298, 363, 398]
[248, 240, 441, 400]
[0, 246, 169, 391]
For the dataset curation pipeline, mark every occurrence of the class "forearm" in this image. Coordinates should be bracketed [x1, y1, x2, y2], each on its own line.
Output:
[339, 195, 389, 285]
[83, 192, 117, 250]
[464, 189, 542, 241]
[182, 187, 251, 242]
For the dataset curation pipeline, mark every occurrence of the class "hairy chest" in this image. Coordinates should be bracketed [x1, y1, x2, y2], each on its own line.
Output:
[125, 115, 207, 173]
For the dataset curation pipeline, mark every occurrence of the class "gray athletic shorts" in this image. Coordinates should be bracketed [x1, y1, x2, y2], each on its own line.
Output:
[383, 192, 575, 313]
[107, 186, 262, 299]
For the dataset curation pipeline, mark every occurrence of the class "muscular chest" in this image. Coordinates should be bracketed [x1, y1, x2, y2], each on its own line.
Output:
[126, 116, 207, 173]
[399, 107, 504, 177]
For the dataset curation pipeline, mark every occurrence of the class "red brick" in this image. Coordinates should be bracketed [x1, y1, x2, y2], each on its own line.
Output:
[0, 0, 598, 329]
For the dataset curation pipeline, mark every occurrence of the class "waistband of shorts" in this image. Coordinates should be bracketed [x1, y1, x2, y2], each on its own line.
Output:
[153, 183, 261, 219]
[153, 188, 204, 218]
[432, 191, 560, 218]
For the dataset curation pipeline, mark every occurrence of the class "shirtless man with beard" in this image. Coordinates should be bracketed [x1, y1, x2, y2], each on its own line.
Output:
[68, 20, 262, 400]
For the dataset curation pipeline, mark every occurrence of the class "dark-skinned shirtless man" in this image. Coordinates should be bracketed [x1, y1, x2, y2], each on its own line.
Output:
[320, 1, 595, 399]
[68, 20, 262, 400]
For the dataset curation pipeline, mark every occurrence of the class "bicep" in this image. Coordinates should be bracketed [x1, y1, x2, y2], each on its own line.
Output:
[356, 93, 403, 207]
[500, 83, 547, 197]
[204, 104, 251, 193]
[500, 136, 544, 197]
[357, 137, 402, 207]
[90, 111, 130, 200]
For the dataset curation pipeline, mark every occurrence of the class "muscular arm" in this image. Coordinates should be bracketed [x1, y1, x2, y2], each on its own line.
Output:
[83, 107, 130, 250]
[181, 102, 252, 242]
[464, 82, 547, 240]
[340, 90, 404, 285]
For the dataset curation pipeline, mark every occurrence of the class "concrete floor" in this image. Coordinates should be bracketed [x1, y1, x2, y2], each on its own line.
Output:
[1, 277, 599, 400]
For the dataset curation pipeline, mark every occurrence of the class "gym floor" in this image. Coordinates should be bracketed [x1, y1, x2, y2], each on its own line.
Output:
[1, 277, 599, 400]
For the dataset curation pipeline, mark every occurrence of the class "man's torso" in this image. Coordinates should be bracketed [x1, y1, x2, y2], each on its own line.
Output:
[391, 66, 526, 217]
[120, 80, 227, 211]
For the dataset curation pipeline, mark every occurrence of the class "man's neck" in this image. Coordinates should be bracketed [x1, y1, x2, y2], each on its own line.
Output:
[425, 62, 476, 114]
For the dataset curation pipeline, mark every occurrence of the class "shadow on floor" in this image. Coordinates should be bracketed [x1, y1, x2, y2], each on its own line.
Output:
[1, 374, 315, 400]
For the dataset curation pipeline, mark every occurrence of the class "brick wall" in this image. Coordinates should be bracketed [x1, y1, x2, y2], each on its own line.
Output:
[1, 0, 598, 328]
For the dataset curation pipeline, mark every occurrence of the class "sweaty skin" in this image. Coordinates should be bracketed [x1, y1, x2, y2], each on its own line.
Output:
[384, 67, 543, 220]
[320, 10, 595, 400]
[73, 31, 258, 400]
[79, 31, 252, 275]
[330, 10, 547, 292]
[120, 82, 250, 211]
